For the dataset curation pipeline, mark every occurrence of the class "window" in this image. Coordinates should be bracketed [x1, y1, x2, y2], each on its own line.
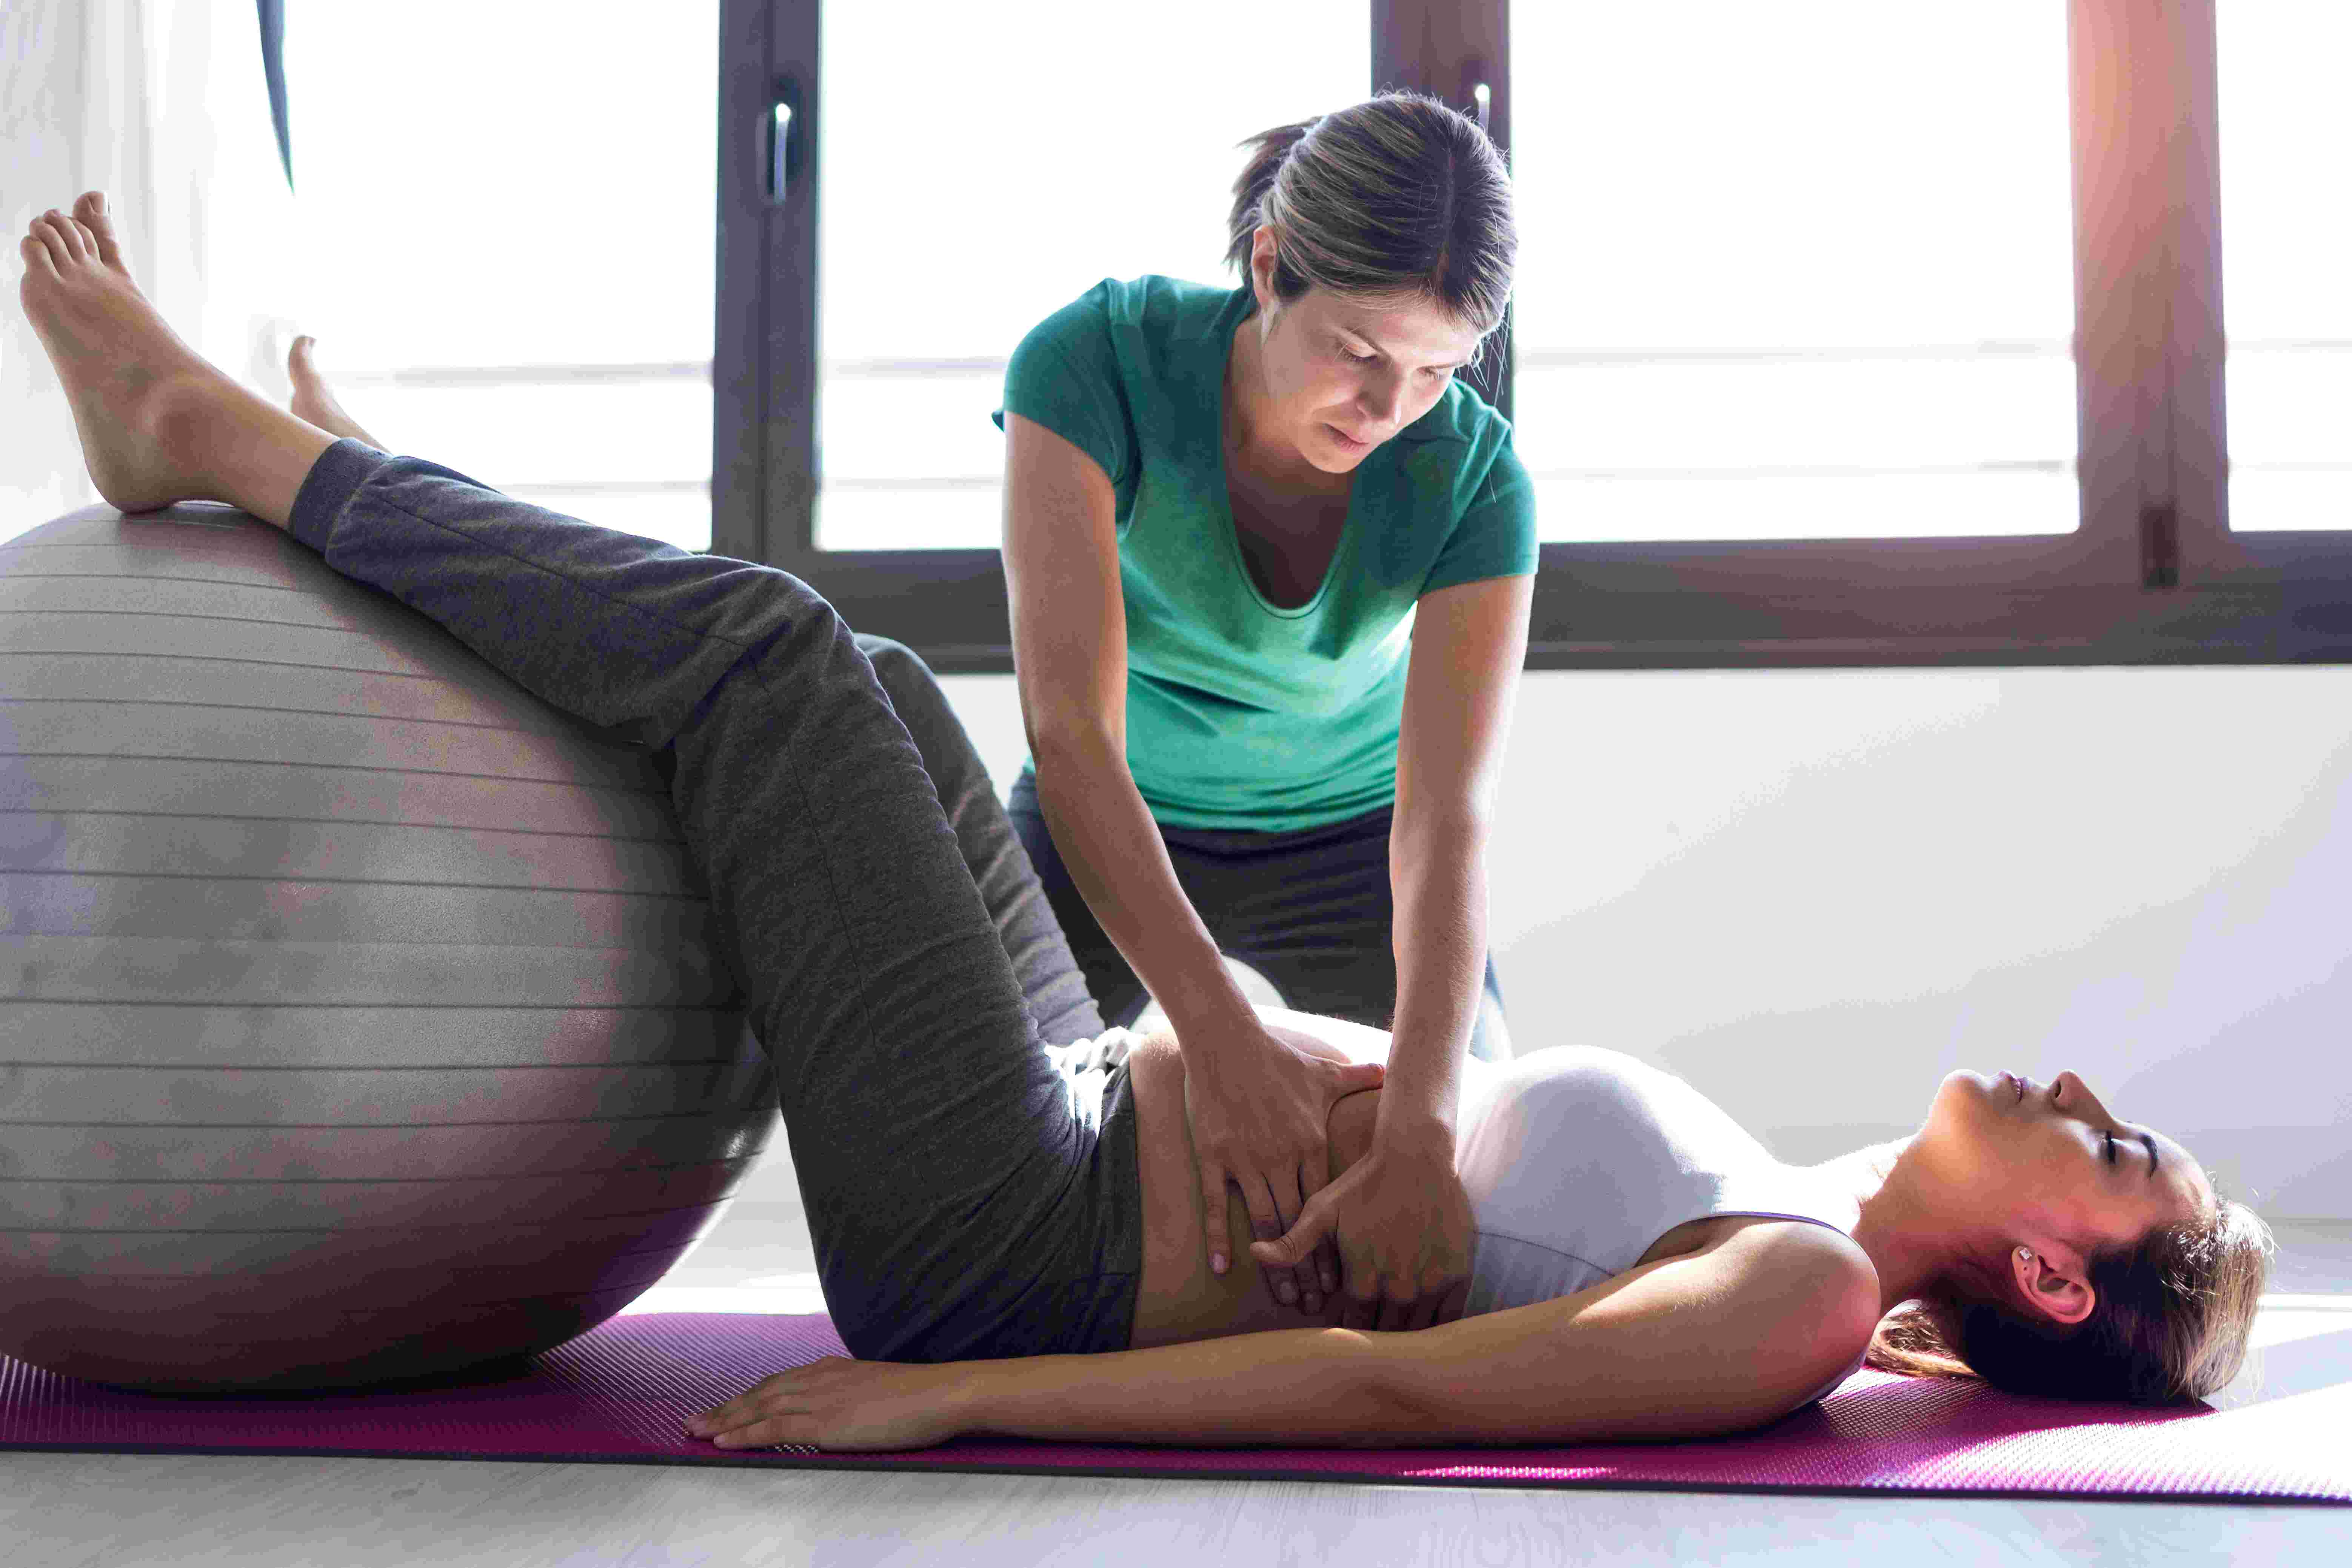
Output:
[813, 1, 1365, 552]
[1510, 3, 2076, 544]
[719, 0, 2352, 669]
[2216, 4, 2352, 534]
[288, 1, 719, 553]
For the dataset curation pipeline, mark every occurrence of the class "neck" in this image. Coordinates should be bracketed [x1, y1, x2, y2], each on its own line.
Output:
[1810, 1134, 1958, 1314]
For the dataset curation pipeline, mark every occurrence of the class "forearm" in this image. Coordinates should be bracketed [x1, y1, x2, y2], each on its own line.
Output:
[1374, 805, 1489, 1142]
[961, 1329, 1423, 1448]
[1030, 733, 1253, 1035]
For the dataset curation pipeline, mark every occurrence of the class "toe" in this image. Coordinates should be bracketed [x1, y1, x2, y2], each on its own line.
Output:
[74, 191, 126, 269]
[29, 216, 70, 271]
[47, 212, 88, 263]
[288, 335, 317, 377]
[19, 231, 58, 278]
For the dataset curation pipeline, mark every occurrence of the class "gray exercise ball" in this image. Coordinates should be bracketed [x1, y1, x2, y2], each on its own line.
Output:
[0, 504, 777, 1392]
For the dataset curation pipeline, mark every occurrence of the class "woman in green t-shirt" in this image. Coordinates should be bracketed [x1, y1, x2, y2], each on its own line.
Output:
[996, 92, 1534, 1331]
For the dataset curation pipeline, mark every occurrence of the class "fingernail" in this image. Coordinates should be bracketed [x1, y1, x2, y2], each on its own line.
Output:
[1210, 1253, 1227, 1276]
[1277, 1280, 1297, 1305]
[1321, 1268, 1336, 1292]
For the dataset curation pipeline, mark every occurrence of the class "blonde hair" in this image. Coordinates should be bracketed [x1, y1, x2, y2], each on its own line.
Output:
[1225, 91, 1516, 343]
[1866, 1191, 2273, 1405]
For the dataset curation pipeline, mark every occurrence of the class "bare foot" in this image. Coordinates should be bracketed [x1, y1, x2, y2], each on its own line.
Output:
[16, 191, 332, 525]
[286, 336, 382, 448]
[17, 192, 229, 512]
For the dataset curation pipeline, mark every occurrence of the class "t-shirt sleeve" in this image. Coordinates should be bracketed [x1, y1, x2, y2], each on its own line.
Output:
[992, 289, 1136, 490]
[1420, 428, 1539, 595]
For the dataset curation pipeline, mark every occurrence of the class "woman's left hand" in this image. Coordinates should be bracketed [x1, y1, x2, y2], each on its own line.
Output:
[1248, 1133, 1474, 1331]
[686, 1357, 970, 1452]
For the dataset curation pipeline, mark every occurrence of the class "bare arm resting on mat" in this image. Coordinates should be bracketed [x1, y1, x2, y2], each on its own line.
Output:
[684, 1218, 1880, 1451]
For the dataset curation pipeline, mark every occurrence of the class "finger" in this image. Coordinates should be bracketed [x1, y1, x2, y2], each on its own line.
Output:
[1376, 1286, 1420, 1335]
[1340, 1283, 1381, 1333]
[1295, 1155, 1340, 1297]
[711, 1412, 808, 1450]
[1199, 1168, 1232, 1275]
[1398, 1292, 1441, 1334]
[1333, 1061, 1386, 1093]
[1236, 1172, 1299, 1307]
[1251, 1189, 1332, 1269]
[1265, 1167, 1318, 1311]
[690, 1390, 770, 1432]
[1433, 1278, 1474, 1326]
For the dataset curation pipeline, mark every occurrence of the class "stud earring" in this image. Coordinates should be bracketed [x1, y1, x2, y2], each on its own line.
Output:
[2016, 1246, 2032, 1261]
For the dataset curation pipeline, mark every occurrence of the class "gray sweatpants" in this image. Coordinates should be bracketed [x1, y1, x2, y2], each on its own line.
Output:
[286, 439, 1137, 1363]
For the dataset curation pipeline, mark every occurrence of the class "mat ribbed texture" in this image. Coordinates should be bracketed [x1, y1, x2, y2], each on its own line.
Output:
[1, 1313, 2344, 1502]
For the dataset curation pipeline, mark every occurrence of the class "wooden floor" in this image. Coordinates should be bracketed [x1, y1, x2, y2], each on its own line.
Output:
[5, 1207, 2346, 1567]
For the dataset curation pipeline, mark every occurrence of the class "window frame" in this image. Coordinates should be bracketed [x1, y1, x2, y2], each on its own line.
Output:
[714, 0, 2352, 673]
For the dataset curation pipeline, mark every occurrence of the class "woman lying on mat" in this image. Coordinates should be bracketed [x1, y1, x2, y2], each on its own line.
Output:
[17, 194, 2270, 1456]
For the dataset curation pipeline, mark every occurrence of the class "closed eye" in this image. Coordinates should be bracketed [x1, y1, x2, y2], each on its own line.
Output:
[2104, 1130, 2118, 1166]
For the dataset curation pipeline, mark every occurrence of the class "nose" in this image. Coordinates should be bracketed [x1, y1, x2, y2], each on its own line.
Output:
[2055, 1070, 2114, 1124]
[1358, 370, 1408, 429]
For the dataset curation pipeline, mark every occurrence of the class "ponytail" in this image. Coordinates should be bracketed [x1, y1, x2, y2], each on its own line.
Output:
[1225, 118, 1321, 277]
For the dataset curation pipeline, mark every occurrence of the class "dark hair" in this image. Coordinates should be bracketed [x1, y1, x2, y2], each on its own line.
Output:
[1225, 91, 1516, 340]
[1867, 1190, 2273, 1405]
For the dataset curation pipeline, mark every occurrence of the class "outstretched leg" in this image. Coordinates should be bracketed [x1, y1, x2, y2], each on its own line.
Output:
[15, 193, 1142, 1364]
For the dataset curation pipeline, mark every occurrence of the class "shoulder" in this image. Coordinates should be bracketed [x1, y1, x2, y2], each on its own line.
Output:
[1705, 1217, 1882, 1334]
[1396, 375, 1515, 465]
[1020, 275, 1236, 351]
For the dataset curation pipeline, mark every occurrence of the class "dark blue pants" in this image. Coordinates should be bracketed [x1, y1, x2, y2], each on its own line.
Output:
[1008, 773, 1513, 1062]
[286, 440, 1136, 1363]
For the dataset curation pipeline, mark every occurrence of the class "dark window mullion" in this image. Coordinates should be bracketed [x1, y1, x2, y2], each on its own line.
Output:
[1371, 0, 1512, 421]
[2160, 0, 2230, 574]
[2068, 0, 2177, 586]
[710, 0, 772, 563]
[763, 0, 820, 568]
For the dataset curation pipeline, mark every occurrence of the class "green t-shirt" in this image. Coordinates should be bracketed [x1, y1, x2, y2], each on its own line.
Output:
[993, 275, 1537, 832]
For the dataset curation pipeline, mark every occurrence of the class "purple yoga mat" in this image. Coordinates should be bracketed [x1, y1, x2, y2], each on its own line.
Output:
[1, 1312, 2345, 1502]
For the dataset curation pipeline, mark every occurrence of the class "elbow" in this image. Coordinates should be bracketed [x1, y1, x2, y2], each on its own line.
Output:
[1353, 1336, 1484, 1446]
[1027, 713, 1119, 783]
[1394, 795, 1493, 859]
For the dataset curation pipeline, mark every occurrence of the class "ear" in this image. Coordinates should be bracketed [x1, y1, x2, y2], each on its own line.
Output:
[1248, 224, 1280, 314]
[2010, 1242, 2095, 1328]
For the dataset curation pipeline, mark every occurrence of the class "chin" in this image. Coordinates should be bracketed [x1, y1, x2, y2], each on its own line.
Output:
[1923, 1068, 2003, 1135]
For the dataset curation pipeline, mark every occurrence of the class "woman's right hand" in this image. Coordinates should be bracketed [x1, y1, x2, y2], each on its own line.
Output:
[1181, 1017, 1386, 1313]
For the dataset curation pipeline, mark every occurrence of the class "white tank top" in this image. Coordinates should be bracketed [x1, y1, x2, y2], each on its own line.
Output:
[1455, 1045, 1870, 1406]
